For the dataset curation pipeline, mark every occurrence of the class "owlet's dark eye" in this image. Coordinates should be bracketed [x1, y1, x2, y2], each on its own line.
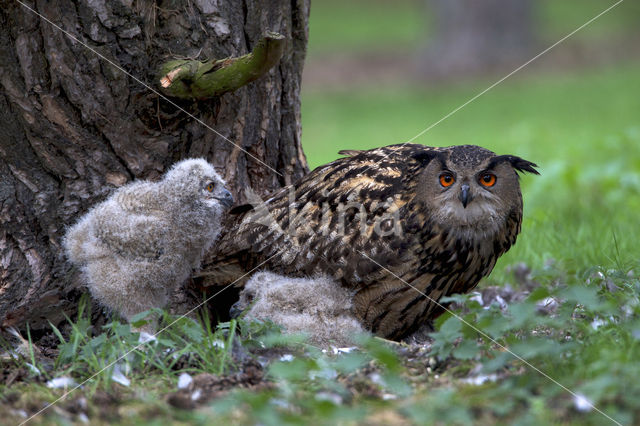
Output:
[439, 172, 455, 187]
[479, 173, 497, 187]
[205, 182, 215, 192]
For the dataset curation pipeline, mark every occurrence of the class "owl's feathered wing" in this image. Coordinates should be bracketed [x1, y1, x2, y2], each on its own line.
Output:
[202, 145, 454, 336]
[203, 144, 436, 285]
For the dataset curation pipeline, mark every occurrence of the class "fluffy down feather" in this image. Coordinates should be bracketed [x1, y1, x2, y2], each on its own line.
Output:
[64, 158, 233, 329]
[237, 272, 366, 347]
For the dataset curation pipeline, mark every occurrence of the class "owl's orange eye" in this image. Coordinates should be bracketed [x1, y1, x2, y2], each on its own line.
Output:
[479, 173, 496, 187]
[205, 182, 215, 192]
[439, 172, 455, 187]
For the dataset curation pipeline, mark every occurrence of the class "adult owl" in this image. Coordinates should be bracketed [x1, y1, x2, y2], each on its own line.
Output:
[202, 144, 538, 340]
[64, 158, 234, 327]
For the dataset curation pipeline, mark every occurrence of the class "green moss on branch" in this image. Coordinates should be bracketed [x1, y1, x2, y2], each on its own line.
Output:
[157, 32, 286, 100]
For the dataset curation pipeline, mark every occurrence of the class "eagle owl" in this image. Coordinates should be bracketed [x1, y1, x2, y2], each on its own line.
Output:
[64, 158, 233, 326]
[202, 144, 538, 340]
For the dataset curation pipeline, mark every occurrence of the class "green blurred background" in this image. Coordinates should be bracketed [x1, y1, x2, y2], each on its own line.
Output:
[300, 0, 640, 280]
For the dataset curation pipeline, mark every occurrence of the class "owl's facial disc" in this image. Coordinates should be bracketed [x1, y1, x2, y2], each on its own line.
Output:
[430, 166, 504, 231]
[438, 181, 501, 231]
[417, 151, 527, 235]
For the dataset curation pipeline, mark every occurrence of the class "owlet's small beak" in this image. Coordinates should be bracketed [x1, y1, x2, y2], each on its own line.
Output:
[229, 300, 244, 319]
[459, 183, 471, 208]
[215, 189, 235, 208]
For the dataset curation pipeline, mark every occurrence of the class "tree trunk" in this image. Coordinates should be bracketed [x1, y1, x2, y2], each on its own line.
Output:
[423, 0, 534, 77]
[0, 0, 310, 331]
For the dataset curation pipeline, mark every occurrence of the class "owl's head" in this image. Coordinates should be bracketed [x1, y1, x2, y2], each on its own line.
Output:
[416, 145, 538, 235]
[162, 158, 234, 211]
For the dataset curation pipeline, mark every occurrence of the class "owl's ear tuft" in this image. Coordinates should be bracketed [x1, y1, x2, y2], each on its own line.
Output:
[490, 155, 539, 176]
[509, 156, 539, 175]
[338, 149, 363, 157]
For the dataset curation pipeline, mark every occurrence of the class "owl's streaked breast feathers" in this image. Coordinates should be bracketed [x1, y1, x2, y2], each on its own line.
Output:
[205, 144, 539, 339]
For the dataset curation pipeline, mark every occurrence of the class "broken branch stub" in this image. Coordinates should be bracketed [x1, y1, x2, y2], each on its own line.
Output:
[158, 32, 286, 100]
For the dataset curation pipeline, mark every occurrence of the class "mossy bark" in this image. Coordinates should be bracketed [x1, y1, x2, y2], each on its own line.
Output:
[158, 32, 286, 100]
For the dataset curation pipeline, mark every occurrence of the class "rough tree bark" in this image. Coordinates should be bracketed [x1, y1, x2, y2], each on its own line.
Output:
[0, 0, 310, 331]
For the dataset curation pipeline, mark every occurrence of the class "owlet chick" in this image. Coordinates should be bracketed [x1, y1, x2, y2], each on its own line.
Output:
[234, 272, 366, 347]
[203, 144, 538, 340]
[64, 158, 233, 327]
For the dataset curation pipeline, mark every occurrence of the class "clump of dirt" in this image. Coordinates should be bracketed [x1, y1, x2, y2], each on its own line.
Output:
[0, 360, 45, 387]
[338, 361, 387, 401]
[91, 390, 123, 422]
[167, 360, 271, 409]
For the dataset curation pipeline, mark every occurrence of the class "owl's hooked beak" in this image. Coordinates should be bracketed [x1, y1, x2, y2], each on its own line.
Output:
[459, 183, 472, 208]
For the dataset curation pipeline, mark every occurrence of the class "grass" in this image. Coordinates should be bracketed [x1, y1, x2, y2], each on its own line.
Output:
[5, 265, 640, 424]
[539, 0, 640, 41]
[307, 0, 640, 55]
[308, 0, 426, 55]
